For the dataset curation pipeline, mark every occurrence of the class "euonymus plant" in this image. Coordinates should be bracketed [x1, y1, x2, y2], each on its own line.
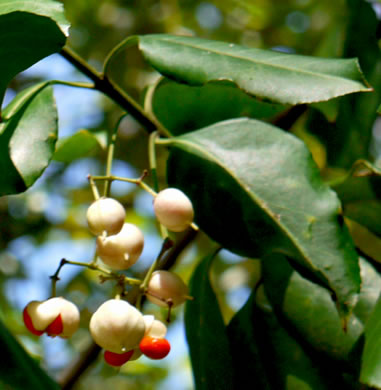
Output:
[0, 0, 381, 389]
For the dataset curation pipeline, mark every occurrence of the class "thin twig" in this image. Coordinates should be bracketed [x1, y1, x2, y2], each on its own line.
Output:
[90, 173, 157, 197]
[59, 46, 171, 137]
[104, 115, 127, 197]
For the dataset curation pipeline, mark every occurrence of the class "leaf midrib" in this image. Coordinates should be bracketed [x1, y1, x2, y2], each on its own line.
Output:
[146, 36, 368, 87]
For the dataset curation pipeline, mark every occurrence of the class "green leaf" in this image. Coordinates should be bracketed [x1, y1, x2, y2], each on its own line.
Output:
[137, 34, 370, 105]
[254, 307, 340, 390]
[354, 257, 381, 325]
[184, 251, 234, 390]
[228, 289, 338, 389]
[344, 195, 381, 239]
[0, 83, 58, 195]
[263, 254, 381, 367]
[226, 291, 271, 390]
[54, 129, 106, 163]
[151, 78, 286, 136]
[165, 118, 360, 317]
[308, 0, 381, 168]
[332, 161, 381, 237]
[0, 0, 68, 103]
[360, 294, 381, 388]
[0, 319, 59, 389]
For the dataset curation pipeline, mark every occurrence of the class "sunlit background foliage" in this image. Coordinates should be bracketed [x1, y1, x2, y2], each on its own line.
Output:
[1, 0, 381, 389]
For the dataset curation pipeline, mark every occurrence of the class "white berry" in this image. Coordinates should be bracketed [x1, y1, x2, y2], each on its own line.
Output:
[143, 315, 167, 338]
[89, 299, 145, 354]
[146, 270, 189, 308]
[153, 188, 194, 232]
[86, 197, 126, 236]
[96, 223, 144, 270]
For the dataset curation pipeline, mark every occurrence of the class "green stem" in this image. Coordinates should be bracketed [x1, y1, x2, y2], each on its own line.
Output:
[50, 258, 142, 298]
[103, 35, 139, 75]
[148, 132, 170, 237]
[141, 138, 200, 232]
[2, 80, 94, 122]
[61, 259, 112, 275]
[87, 175, 100, 200]
[50, 259, 109, 298]
[125, 276, 144, 285]
[104, 115, 127, 197]
[148, 131, 159, 192]
[60, 46, 171, 137]
[90, 174, 158, 197]
[136, 238, 174, 309]
[51, 80, 95, 89]
[155, 138, 172, 146]
[142, 238, 174, 290]
[143, 76, 163, 120]
[89, 251, 99, 267]
[50, 258, 67, 297]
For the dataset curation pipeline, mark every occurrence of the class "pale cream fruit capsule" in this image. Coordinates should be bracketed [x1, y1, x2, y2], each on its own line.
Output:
[129, 316, 168, 361]
[89, 299, 146, 354]
[86, 197, 126, 236]
[96, 223, 144, 270]
[143, 315, 167, 338]
[146, 270, 189, 308]
[25, 297, 80, 338]
[153, 188, 194, 232]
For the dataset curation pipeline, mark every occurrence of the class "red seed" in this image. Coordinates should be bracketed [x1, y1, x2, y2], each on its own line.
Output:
[23, 307, 44, 336]
[46, 314, 63, 337]
[104, 350, 134, 366]
[139, 337, 170, 360]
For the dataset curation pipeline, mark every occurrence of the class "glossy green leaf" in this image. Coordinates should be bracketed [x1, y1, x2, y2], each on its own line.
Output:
[262, 254, 381, 367]
[354, 258, 381, 325]
[0, 0, 68, 104]
[252, 306, 340, 390]
[137, 34, 370, 105]
[0, 319, 59, 389]
[332, 161, 381, 237]
[308, 0, 381, 168]
[54, 129, 106, 163]
[0, 83, 58, 195]
[228, 289, 337, 389]
[360, 294, 381, 388]
[151, 78, 286, 136]
[166, 118, 360, 316]
[226, 291, 270, 389]
[344, 197, 381, 239]
[184, 251, 234, 390]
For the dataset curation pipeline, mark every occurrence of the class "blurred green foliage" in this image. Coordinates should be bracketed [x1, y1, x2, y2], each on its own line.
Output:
[1, 0, 381, 389]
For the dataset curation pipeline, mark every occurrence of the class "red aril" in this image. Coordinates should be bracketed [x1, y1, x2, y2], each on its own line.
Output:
[46, 314, 63, 337]
[139, 337, 170, 360]
[104, 349, 134, 366]
[23, 307, 44, 336]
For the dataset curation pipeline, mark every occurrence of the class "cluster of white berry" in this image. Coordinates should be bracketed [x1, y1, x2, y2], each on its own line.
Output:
[23, 187, 194, 367]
